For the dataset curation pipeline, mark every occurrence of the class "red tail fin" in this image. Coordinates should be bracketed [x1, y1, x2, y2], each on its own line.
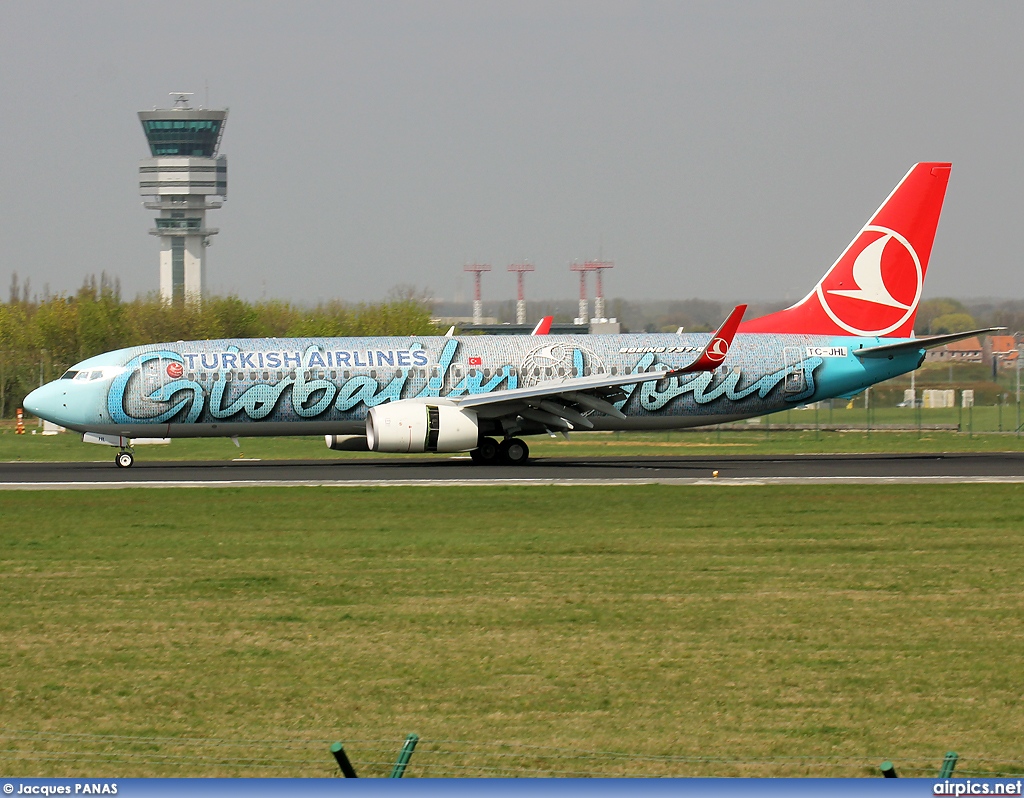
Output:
[740, 163, 951, 337]
[531, 316, 553, 335]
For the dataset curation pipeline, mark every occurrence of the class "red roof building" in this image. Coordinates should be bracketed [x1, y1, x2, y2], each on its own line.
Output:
[925, 336, 983, 363]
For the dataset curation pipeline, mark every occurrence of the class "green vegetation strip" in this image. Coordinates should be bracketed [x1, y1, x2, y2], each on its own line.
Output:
[5, 424, 1024, 464]
[2, 485, 1024, 777]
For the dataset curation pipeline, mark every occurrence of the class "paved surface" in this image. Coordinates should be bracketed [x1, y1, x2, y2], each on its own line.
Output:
[3, 452, 1024, 488]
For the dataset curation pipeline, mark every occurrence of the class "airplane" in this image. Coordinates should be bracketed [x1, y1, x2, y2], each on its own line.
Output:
[24, 162, 995, 468]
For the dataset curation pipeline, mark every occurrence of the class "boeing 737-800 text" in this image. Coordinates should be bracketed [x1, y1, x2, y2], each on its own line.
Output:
[24, 162, 992, 467]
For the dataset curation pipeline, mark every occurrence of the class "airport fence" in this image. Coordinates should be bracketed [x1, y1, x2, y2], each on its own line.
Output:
[718, 398, 1024, 436]
[1, 729, 1023, 778]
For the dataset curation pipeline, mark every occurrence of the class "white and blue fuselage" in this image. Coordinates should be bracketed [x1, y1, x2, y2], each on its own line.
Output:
[25, 331, 923, 441]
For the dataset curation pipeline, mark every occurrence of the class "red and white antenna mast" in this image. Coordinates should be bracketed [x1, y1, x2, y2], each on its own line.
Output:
[507, 263, 534, 324]
[463, 263, 491, 325]
[570, 262, 589, 324]
[584, 261, 614, 320]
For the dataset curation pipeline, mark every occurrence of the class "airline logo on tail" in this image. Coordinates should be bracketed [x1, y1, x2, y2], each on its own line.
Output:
[818, 225, 922, 335]
[739, 162, 950, 338]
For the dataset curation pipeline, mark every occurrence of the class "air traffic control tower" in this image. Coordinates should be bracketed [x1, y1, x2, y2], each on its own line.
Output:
[138, 93, 227, 305]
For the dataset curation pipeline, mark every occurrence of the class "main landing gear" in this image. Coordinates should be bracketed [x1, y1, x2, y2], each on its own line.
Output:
[470, 437, 530, 466]
[115, 450, 134, 468]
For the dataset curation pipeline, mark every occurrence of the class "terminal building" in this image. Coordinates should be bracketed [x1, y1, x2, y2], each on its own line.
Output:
[138, 94, 228, 305]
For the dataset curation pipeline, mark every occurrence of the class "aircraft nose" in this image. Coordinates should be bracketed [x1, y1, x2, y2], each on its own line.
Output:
[23, 382, 62, 423]
[23, 386, 44, 417]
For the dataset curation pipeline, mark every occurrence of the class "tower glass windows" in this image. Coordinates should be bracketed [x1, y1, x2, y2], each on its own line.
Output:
[143, 119, 222, 156]
[156, 218, 201, 230]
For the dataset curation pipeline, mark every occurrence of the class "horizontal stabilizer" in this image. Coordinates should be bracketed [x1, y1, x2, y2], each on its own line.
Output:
[853, 328, 1006, 359]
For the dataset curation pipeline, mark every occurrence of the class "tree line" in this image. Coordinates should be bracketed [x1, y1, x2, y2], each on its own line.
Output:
[4, 271, 1019, 419]
[0, 274, 437, 418]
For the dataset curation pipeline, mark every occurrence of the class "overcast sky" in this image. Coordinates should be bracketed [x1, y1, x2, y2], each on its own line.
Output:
[1, 1, 1022, 306]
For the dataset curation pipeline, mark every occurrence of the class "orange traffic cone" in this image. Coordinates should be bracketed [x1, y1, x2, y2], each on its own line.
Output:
[15, 408, 25, 434]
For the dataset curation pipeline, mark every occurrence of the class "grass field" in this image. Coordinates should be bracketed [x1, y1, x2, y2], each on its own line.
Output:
[2, 485, 1024, 777]
[4, 412, 1024, 464]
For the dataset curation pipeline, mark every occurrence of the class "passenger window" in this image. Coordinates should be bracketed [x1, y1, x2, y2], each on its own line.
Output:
[250, 371, 257, 380]
[212, 373, 220, 382]
[262, 371, 269, 380]
[288, 371, 296, 379]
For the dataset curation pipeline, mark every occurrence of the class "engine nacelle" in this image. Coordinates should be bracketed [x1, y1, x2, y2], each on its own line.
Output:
[366, 400, 479, 453]
[324, 434, 369, 451]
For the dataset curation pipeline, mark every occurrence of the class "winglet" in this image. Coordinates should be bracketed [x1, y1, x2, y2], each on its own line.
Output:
[666, 304, 747, 376]
[531, 316, 553, 335]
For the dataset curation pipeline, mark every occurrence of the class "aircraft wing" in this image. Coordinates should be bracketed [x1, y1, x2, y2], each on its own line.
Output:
[451, 306, 746, 431]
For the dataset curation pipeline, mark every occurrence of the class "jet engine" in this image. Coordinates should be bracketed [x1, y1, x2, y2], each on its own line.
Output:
[324, 434, 369, 451]
[366, 400, 479, 453]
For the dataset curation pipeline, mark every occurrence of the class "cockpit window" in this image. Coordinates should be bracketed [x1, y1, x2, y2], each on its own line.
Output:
[63, 366, 124, 382]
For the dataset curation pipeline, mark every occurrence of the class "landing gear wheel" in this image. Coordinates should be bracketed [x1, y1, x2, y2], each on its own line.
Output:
[116, 452, 134, 469]
[470, 437, 500, 465]
[499, 438, 530, 465]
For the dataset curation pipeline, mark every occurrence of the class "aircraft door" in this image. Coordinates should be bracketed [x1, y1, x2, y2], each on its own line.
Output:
[142, 356, 166, 398]
[782, 346, 805, 394]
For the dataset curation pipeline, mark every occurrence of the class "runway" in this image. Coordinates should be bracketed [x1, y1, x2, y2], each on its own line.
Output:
[3, 452, 1024, 489]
